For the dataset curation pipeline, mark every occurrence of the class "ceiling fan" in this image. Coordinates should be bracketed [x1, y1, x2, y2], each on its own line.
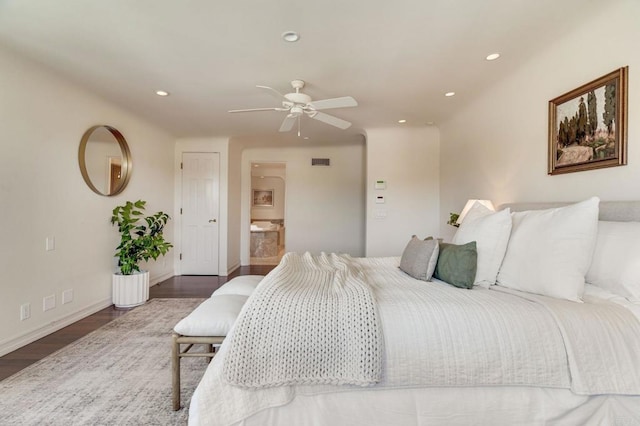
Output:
[228, 80, 358, 136]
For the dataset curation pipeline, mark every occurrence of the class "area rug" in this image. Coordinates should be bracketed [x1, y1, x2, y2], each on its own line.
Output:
[0, 298, 207, 425]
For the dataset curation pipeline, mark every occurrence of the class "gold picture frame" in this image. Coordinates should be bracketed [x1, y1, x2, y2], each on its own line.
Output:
[252, 189, 274, 207]
[548, 66, 628, 175]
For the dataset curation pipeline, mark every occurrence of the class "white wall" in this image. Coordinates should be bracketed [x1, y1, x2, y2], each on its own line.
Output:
[240, 142, 366, 264]
[0, 45, 175, 356]
[365, 127, 441, 257]
[251, 176, 285, 220]
[174, 138, 232, 274]
[439, 0, 640, 239]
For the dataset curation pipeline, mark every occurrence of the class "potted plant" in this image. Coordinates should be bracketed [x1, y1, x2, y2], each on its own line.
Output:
[110, 200, 173, 308]
[447, 212, 461, 228]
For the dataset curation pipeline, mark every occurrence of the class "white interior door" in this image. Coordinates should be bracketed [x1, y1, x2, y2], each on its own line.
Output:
[181, 152, 219, 275]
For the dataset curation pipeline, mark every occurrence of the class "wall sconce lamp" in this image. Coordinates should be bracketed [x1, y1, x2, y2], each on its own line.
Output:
[456, 199, 495, 225]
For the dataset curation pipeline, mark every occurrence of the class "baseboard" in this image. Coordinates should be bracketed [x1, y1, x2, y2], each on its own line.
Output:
[226, 262, 240, 276]
[150, 271, 174, 286]
[0, 298, 113, 357]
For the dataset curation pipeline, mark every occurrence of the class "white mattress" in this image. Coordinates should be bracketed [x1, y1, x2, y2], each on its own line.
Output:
[189, 257, 640, 426]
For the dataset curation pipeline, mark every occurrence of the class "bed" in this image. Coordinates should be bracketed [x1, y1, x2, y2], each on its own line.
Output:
[189, 198, 640, 425]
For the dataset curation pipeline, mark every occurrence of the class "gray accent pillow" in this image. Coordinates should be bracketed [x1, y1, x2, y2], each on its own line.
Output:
[434, 241, 478, 289]
[399, 236, 439, 281]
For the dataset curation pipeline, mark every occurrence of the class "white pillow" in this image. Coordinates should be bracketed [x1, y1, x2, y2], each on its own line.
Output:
[453, 203, 512, 288]
[173, 294, 249, 336]
[496, 197, 600, 302]
[212, 275, 264, 296]
[586, 221, 640, 302]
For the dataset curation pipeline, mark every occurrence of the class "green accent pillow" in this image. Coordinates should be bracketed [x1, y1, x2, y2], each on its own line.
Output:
[434, 241, 478, 289]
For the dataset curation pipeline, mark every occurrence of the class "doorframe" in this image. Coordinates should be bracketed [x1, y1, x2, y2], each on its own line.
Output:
[240, 159, 288, 266]
[174, 142, 230, 276]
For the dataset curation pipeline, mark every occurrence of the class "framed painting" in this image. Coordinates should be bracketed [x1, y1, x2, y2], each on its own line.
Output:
[548, 66, 628, 175]
[252, 189, 274, 207]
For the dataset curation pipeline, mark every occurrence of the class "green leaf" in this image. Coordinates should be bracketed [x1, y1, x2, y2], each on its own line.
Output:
[111, 200, 172, 275]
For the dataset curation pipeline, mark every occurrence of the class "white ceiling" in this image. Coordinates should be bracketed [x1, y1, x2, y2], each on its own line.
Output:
[0, 0, 606, 142]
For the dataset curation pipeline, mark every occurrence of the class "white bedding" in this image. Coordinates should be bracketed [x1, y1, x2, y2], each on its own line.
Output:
[189, 256, 640, 426]
[209, 387, 640, 426]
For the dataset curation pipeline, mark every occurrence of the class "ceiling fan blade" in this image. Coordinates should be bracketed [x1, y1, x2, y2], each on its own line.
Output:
[228, 107, 286, 113]
[310, 111, 352, 129]
[307, 96, 358, 111]
[256, 85, 286, 99]
[279, 114, 297, 132]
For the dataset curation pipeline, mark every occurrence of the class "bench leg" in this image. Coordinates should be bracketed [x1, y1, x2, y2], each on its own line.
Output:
[171, 334, 224, 410]
[207, 343, 214, 363]
[172, 333, 181, 411]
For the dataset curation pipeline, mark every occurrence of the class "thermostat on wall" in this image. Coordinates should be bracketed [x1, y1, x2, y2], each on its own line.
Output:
[375, 180, 386, 190]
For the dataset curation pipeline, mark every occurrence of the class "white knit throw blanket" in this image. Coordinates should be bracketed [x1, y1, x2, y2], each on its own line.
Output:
[222, 252, 382, 388]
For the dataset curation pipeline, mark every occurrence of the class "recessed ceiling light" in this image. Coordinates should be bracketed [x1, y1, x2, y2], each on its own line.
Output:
[486, 53, 500, 61]
[303, 136, 309, 140]
[282, 31, 300, 42]
[445, 92, 455, 97]
[155, 90, 169, 97]
[253, 164, 259, 168]
[398, 119, 407, 124]
[426, 121, 434, 125]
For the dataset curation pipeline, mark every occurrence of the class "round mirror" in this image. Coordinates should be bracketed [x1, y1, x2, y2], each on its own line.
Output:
[78, 125, 132, 196]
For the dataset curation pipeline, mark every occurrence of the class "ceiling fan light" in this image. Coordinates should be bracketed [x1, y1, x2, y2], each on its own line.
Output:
[234, 81, 356, 134]
[282, 31, 300, 42]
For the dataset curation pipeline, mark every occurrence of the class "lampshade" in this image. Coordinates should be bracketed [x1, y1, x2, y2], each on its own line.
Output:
[456, 199, 495, 225]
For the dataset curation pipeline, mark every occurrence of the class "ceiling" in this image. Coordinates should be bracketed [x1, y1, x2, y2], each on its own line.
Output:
[0, 0, 606, 142]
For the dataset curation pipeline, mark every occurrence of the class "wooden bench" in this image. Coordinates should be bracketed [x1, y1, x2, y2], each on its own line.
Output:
[171, 275, 264, 411]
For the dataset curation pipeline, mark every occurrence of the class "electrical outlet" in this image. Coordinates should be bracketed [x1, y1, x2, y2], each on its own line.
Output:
[45, 236, 55, 251]
[43, 294, 56, 312]
[62, 289, 73, 304]
[20, 303, 31, 321]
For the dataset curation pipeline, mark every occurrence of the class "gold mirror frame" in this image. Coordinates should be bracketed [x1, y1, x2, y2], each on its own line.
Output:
[78, 125, 132, 196]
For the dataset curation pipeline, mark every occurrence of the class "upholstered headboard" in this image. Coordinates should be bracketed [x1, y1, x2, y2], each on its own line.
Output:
[499, 201, 640, 222]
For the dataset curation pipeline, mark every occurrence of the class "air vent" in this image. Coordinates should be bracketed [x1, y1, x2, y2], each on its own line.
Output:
[311, 158, 331, 166]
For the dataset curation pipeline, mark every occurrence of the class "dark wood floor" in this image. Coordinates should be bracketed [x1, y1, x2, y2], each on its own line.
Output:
[0, 265, 275, 381]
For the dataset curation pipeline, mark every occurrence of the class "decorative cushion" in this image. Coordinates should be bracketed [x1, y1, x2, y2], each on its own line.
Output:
[586, 221, 640, 302]
[496, 197, 600, 302]
[433, 241, 478, 289]
[212, 275, 264, 297]
[453, 203, 512, 288]
[399, 236, 439, 281]
[173, 294, 249, 336]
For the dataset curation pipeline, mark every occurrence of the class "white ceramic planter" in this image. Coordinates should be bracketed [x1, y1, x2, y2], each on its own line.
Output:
[112, 270, 149, 308]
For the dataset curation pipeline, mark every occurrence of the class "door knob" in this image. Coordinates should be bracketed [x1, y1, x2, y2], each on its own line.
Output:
[209, 219, 217, 223]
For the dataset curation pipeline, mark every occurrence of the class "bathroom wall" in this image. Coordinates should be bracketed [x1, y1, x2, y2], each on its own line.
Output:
[251, 166, 285, 221]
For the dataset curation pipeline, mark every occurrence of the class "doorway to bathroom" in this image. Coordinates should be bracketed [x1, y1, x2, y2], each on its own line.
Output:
[250, 162, 286, 265]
